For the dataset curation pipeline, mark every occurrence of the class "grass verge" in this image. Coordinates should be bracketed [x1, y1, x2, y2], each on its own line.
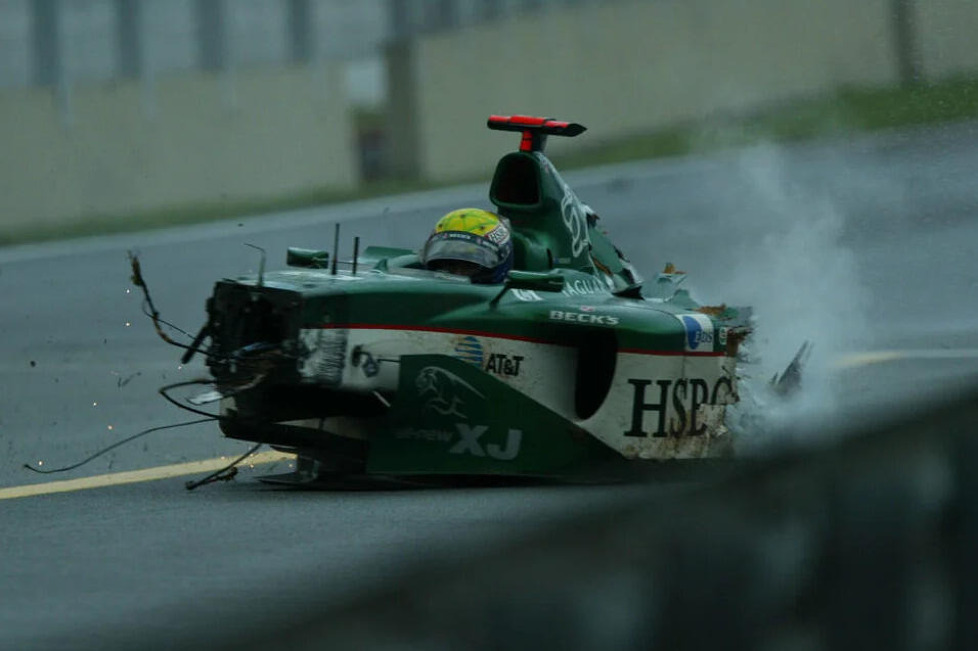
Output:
[3, 76, 976, 247]
[551, 76, 978, 170]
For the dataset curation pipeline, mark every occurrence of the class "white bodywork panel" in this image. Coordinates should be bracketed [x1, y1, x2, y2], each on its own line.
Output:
[292, 326, 738, 460]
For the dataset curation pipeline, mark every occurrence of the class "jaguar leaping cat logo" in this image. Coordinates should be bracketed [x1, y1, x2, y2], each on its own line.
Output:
[416, 366, 484, 420]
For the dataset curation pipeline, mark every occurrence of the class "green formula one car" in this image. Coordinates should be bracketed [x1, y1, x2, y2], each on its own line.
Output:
[154, 115, 756, 485]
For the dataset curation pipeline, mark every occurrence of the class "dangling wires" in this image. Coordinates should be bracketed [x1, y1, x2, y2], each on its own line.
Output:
[23, 381, 266, 490]
[129, 251, 292, 373]
[185, 442, 262, 491]
[122, 253, 280, 489]
[23, 418, 215, 474]
[158, 379, 269, 490]
[129, 251, 203, 353]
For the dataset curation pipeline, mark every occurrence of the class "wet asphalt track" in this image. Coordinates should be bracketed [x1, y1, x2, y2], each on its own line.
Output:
[1, 121, 977, 649]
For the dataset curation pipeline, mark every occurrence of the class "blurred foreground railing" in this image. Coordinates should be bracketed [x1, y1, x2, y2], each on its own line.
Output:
[233, 386, 978, 650]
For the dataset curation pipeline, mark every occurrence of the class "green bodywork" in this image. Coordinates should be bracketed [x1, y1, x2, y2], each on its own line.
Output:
[222, 265, 721, 354]
[196, 117, 750, 481]
[368, 355, 622, 478]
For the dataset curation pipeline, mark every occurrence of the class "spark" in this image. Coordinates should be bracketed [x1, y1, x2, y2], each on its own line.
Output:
[92, 402, 98, 407]
[125, 322, 131, 327]
[107, 425, 114, 431]
[37, 460, 43, 467]
[125, 288, 131, 294]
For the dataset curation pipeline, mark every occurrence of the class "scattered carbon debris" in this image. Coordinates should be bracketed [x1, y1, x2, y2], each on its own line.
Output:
[116, 372, 141, 388]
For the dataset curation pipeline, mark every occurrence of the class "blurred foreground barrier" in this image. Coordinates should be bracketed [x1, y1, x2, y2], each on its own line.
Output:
[236, 386, 978, 650]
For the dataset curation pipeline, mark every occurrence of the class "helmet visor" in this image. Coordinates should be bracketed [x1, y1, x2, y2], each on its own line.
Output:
[422, 231, 504, 270]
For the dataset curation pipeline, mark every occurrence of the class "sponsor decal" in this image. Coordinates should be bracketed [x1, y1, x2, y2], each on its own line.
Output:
[485, 224, 510, 245]
[350, 345, 381, 377]
[415, 366, 484, 420]
[511, 288, 543, 302]
[409, 365, 522, 460]
[484, 353, 523, 377]
[453, 335, 484, 366]
[624, 376, 735, 438]
[395, 428, 454, 442]
[549, 309, 620, 326]
[560, 190, 590, 258]
[677, 314, 715, 352]
[543, 157, 590, 259]
[361, 351, 379, 377]
[284, 273, 360, 282]
[561, 278, 607, 297]
[449, 423, 523, 461]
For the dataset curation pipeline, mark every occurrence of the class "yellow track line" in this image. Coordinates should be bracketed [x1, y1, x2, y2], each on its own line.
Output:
[834, 351, 905, 368]
[0, 451, 294, 501]
[6, 347, 973, 499]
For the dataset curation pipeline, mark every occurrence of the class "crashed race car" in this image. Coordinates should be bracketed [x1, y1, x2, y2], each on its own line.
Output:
[143, 115, 757, 485]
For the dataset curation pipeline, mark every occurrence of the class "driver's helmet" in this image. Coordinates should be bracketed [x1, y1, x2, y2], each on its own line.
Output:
[421, 208, 514, 284]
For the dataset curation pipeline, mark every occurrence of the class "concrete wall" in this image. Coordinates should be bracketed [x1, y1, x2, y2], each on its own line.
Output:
[0, 65, 354, 235]
[0, 0, 391, 90]
[917, 0, 978, 79]
[390, 0, 974, 182]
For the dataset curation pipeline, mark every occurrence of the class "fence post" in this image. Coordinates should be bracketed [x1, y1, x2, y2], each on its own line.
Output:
[196, 0, 227, 72]
[288, 0, 313, 64]
[31, 0, 61, 87]
[891, 0, 921, 85]
[116, 0, 144, 80]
